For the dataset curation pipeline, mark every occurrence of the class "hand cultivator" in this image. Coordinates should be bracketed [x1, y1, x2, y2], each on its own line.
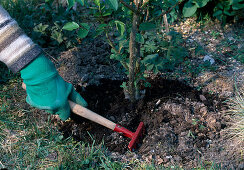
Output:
[22, 83, 144, 151]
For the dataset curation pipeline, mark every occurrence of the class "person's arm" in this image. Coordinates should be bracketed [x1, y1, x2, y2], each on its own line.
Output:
[0, 5, 87, 120]
[0, 5, 41, 72]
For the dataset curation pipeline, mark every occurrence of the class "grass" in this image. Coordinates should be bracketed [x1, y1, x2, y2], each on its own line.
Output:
[0, 75, 130, 169]
[224, 88, 244, 156]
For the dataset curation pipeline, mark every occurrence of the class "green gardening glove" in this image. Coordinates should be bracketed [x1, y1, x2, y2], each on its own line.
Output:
[20, 54, 88, 120]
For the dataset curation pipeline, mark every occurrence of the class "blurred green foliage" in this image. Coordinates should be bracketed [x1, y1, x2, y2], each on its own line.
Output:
[0, 0, 82, 50]
[183, 0, 244, 25]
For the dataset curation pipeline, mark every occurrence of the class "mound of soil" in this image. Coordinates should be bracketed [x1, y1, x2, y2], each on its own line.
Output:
[57, 39, 126, 87]
[57, 77, 242, 168]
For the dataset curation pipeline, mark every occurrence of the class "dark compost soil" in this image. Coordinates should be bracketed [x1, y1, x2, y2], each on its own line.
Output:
[57, 77, 242, 168]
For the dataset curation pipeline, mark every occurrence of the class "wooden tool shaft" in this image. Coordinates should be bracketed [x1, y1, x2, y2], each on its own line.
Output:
[68, 100, 116, 130]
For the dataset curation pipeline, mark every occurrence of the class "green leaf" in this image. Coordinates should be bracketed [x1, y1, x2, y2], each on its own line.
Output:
[142, 54, 158, 64]
[232, 3, 244, 10]
[34, 23, 49, 33]
[110, 54, 116, 59]
[80, 23, 90, 30]
[170, 10, 178, 22]
[139, 22, 156, 31]
[183, 1, 198, 17]
[67, 0, 75, 9]
[111, 48, 117, 54]
[223, 10, 235, 16]
[144, 41, 157, 52]
[76, 0, 84, 6]
[193, 0, 209, 8]
[97, 24, 108, 30]
[222, 15, 227, 25]
[120, 82, 128, 89]
[51, 30, 63, 44]
[63, 22, 79, 31]
[147, 64, 154, 71]
[216, 3, 224, 9]
[94, 0, 100, 7]
[103, 12, 112, 16]
[213, 10, 222, 17]
[77, 23, 90, 39]
[106, 0, 118, 11]
[78, 29, 88, 39]
[144, 82, 151, 87]
[110, 54, 121, 60]
[58, 135, 64, 140]
[114, 20, 125, 35]
[136, 33, 144, 44]
[169, 0, 177, 5]
[95, 29, 104, 37]
[95, 24, 107, 37]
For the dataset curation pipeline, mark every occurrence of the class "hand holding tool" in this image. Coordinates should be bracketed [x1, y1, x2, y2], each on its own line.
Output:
[22, 83, 144, 151]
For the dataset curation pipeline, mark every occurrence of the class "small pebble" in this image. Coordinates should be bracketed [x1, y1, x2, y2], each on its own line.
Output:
[199, 95, 207, 101]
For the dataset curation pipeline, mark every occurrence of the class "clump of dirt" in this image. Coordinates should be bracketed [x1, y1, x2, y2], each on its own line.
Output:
[57, 39, 126, 86]
[57, 77, 242, 169]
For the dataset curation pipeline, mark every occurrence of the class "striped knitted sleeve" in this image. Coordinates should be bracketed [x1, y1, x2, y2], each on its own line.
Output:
[0, 5, 42, 73]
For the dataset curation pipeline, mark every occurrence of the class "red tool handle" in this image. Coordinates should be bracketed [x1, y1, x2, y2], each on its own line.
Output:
[113, 124, 134, 138]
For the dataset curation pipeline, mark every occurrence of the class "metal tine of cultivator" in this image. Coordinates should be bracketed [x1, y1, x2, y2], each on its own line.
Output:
[128, 122, 145, 151]
[114, 122, 145, 151]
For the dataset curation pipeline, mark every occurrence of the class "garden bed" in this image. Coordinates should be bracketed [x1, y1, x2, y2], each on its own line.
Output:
[56, 77, 242, 168]
[53, 23, 244, 168]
